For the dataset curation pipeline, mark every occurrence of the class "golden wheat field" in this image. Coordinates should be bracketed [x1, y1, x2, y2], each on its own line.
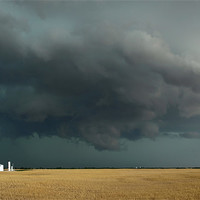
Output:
[0, 169, 200, 199]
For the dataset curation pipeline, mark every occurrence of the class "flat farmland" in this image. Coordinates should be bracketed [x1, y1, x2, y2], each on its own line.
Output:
[1, 169, 200, 199]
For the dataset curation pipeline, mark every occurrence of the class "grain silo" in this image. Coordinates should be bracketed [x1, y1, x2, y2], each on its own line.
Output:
[8, 161, 11, 171]
[0, 164, 4, 171]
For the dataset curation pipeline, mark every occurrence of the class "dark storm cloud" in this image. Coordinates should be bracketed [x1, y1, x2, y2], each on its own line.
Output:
[1, 2, 200, 150]
[0, 12, 28, 62]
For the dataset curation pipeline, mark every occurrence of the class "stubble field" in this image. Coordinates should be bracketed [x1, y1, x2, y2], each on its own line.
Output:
[0, 169, 200, 199]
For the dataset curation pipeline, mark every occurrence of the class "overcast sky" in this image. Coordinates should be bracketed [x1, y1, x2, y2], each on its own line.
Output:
[1, 1, 200, 168]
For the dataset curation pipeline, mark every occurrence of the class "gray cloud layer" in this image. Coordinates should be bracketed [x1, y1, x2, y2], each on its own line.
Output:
[1, 2, 200, 150]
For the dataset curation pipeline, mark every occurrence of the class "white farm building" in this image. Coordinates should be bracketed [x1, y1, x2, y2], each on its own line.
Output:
[0, 162, 14, 171]
[0, 164, 4, 171]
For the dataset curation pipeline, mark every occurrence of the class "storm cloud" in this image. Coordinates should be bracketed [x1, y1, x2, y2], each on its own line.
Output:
[1, 2, 200, 150]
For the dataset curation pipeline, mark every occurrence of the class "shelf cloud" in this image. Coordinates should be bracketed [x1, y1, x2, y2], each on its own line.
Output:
[1, 2, 200, 150]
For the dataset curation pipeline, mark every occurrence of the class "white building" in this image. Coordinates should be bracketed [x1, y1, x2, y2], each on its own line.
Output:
[8, 161, 11, 171]
[0, 161, 14, 172]
[0, 164, 4, 171]
[8, 161, 14, 171]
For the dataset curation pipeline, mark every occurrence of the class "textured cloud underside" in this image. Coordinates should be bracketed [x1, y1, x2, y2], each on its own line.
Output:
[1, 2, 200, 150]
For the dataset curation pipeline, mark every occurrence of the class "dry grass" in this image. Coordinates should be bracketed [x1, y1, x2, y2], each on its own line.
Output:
[0, 169, 200, 199]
